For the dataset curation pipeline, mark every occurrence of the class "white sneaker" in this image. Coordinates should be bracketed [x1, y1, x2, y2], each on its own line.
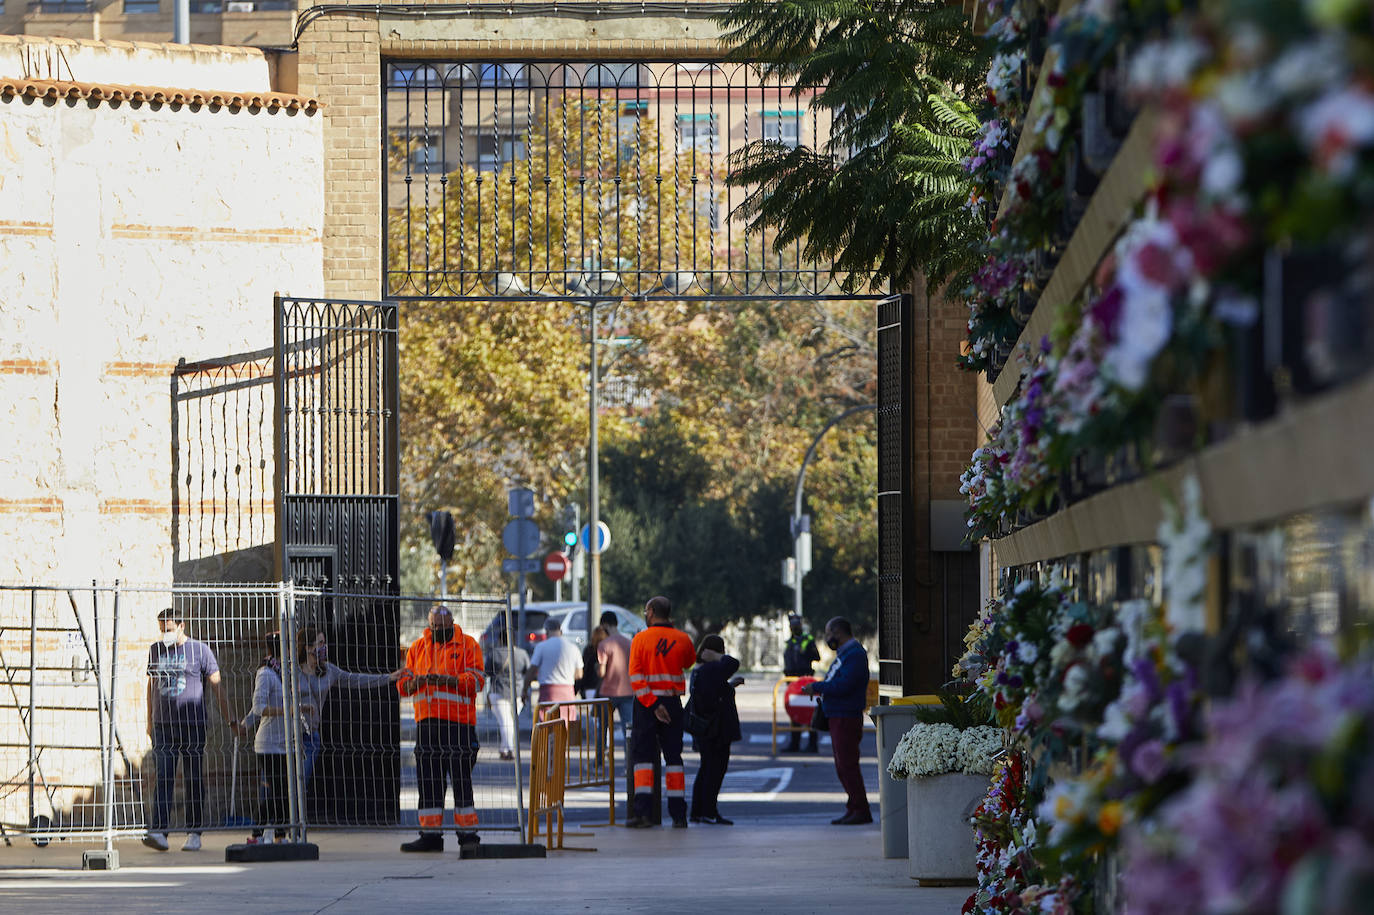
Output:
[142, 832, 169, 851]
[181, 833, 202, 852]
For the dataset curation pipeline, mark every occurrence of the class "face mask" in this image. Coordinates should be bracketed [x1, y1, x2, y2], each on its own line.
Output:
[316, 644, 328, 665]
[431, 625, 454, 643]
[161, 631, 178, 648]
[825, 635, 841, 650]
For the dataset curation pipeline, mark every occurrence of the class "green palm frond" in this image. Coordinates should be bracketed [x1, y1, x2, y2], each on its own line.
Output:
[716, 0, 987, 290]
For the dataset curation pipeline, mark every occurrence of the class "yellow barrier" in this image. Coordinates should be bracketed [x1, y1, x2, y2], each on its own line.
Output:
[535, 698, 617, 827]
[527, 718, 571, 849]
[770, 676, 880, 757]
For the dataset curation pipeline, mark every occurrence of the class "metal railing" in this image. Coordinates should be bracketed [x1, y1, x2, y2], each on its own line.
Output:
[535, 697, 615, 825]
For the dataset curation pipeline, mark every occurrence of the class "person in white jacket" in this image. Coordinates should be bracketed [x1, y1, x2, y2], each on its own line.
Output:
[240, 630, 404, 843]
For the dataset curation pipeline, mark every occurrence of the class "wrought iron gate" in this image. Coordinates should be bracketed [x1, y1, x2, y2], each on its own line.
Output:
[876, 293, 912, 697]
[274, 295, 401, 823]
[383, 59, 861, 300]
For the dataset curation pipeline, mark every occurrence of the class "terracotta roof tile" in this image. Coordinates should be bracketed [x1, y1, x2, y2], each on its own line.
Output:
[0, 78, 320, 113]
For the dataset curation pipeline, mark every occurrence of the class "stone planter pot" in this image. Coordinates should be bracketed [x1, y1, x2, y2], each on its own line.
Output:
[906, 772, 989, 885]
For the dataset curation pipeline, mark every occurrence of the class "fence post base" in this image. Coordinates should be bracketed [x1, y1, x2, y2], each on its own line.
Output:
[225, 842, 320, 863]
[82, 849, 119, 871]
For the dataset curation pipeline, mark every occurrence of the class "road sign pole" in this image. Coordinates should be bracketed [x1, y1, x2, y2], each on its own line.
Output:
[588, 299, 601, 650]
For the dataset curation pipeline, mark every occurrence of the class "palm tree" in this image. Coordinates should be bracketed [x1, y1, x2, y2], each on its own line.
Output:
[717, 0, 987, 290]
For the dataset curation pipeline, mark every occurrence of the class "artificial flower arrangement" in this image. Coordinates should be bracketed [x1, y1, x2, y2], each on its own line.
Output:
[960, 480, 1215, 910]
[961, 0, 1374, 536]
[1124, 645, 1374, 915]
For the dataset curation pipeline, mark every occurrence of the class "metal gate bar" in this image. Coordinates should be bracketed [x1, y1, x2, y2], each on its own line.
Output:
[383, 59, 866, 299]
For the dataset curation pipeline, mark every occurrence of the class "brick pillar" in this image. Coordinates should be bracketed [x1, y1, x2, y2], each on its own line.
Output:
[904, 277, 980, 694]
[298, 9, 382, 300]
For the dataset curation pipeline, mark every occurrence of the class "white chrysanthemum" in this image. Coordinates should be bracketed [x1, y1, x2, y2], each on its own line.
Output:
[956, 727, 1003, 776]
[887, 722, 962, 779]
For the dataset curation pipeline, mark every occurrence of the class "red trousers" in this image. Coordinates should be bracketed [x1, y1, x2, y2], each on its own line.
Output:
[828, 715, 870, 815]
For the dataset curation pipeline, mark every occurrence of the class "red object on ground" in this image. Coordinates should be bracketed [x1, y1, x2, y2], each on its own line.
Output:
[784, 677, 817, 726]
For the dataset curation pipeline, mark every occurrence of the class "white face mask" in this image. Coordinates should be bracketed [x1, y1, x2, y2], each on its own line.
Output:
[161, 630, 178, 648]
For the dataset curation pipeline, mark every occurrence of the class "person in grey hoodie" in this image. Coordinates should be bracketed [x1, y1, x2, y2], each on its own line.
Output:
[240, 629, 404, 843]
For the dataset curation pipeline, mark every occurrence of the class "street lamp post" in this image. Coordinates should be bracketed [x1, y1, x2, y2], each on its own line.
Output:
[791, 403, 877, 620]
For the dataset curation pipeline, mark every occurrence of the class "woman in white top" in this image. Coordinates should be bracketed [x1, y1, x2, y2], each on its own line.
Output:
[240, 629, 404, 843]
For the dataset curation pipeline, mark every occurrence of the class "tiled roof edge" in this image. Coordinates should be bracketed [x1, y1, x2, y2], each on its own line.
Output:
[0, 78, 320, 113]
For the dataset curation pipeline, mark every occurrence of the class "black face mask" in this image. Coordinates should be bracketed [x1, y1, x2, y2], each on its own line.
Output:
[825, 635, 842, 650]
[431, 625, 454, 643]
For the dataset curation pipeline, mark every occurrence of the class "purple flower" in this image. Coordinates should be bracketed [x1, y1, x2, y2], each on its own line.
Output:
[1129, 739, 1169, 784]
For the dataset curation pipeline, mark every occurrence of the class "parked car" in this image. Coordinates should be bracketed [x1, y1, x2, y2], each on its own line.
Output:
[534, 601, 646, 650]
[478, 606, 551, 661]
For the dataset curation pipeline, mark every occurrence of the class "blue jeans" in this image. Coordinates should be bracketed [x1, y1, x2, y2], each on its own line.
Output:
[607, 695, 634, 747]
[301, 729, 323, 789]
[151, 722, 206, 833]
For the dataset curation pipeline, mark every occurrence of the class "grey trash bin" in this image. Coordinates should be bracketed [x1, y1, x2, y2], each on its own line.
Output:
[871, 704, 922, 858]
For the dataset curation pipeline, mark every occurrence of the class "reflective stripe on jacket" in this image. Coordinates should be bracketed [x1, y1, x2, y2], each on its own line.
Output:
[401, 628, 485, 724]
[628, 624, 695, 708]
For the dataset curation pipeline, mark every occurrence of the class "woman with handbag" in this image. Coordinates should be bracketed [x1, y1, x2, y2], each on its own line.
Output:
[686, 634, 744, 825]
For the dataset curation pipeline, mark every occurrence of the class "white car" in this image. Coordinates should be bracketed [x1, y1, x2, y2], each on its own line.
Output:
[531, 601, 645, 650]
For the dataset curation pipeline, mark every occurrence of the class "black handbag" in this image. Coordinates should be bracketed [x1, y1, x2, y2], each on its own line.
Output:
[811, 697, 829, 732]
[684, 684, 725, 741]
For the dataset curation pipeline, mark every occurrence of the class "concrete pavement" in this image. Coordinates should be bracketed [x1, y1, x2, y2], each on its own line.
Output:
[0, 822, 969, 914]
[0, 675, 970, 913]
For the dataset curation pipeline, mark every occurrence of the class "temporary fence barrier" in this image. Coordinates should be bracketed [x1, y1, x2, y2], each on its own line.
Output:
[279, 590, 526, 839]
[770, 675, 880, 757]
[535, 697, 615, 826]
[0, 582, 529, 861]
[526, 717, 567, 848]
[0, 583, 292, 855]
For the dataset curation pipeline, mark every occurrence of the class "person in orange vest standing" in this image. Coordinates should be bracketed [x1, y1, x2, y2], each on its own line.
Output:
[398, 605, 485, 852]
[626, 595, 696, 828]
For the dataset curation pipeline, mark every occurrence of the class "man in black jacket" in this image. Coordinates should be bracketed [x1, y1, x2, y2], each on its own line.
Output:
[782, 614, 821, 752]
[687, 634, 744, 825]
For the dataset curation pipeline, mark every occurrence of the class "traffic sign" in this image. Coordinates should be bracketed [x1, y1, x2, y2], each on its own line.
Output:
[543, 551, 570, 581]
[579, 521, 611, 552]
[502, 557, 541, 574]
[502, 518, 541, 558]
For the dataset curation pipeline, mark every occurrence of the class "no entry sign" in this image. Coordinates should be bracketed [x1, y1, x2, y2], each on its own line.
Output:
[543, 551, 571, 581]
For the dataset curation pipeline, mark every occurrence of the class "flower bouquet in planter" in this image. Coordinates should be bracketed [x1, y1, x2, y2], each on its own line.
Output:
[888, 688, 1001, 884]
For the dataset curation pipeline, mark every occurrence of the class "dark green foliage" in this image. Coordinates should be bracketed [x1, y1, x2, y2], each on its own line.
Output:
[716, 0, 988, 290]
[913, 682, 995, 729]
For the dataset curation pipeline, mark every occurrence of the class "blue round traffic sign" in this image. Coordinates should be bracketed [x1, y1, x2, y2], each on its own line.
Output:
[579, 521, 611, 552]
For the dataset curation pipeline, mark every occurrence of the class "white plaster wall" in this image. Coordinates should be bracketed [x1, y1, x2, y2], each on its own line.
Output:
[0, 43, 324, 587]
[0, 34, 273, 91]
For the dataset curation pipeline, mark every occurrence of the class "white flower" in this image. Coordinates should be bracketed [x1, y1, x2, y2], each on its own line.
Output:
[1060, 665, 1091, 711]
[888, 723, 962, 779]
[1213, 72, 1273, 127]
[1128, 36, 1207, 94]
[1016, 641, 1039, 665]
[956, 727, 1003, 776]
[1298, 86, 1374, 179]
[1159, 474, 1210, 637]
[1269, 36, 1346, 98]
[1092, 627, 1122, 659]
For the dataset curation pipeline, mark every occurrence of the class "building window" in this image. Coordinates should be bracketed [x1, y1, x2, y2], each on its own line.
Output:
[585, 63, 639, 89]
[474, 64, 528, 87]
[474, 134, 527, 171]
[410, 138, 444, 172]
[123, 0, 159, 11]
[695, 191, 721, 230]
[761, 112, 802, 148]
[677, 114, 720, 155]
[387, 65, 445, 90]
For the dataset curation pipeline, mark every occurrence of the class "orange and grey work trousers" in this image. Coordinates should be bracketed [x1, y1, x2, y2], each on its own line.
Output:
[631, 697, 686, 822]
[416, 719, 479, 836]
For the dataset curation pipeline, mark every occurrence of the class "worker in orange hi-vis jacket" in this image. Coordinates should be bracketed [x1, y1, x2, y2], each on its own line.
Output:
[625, 595, 696, 829]
[397, 605, 485, 853]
